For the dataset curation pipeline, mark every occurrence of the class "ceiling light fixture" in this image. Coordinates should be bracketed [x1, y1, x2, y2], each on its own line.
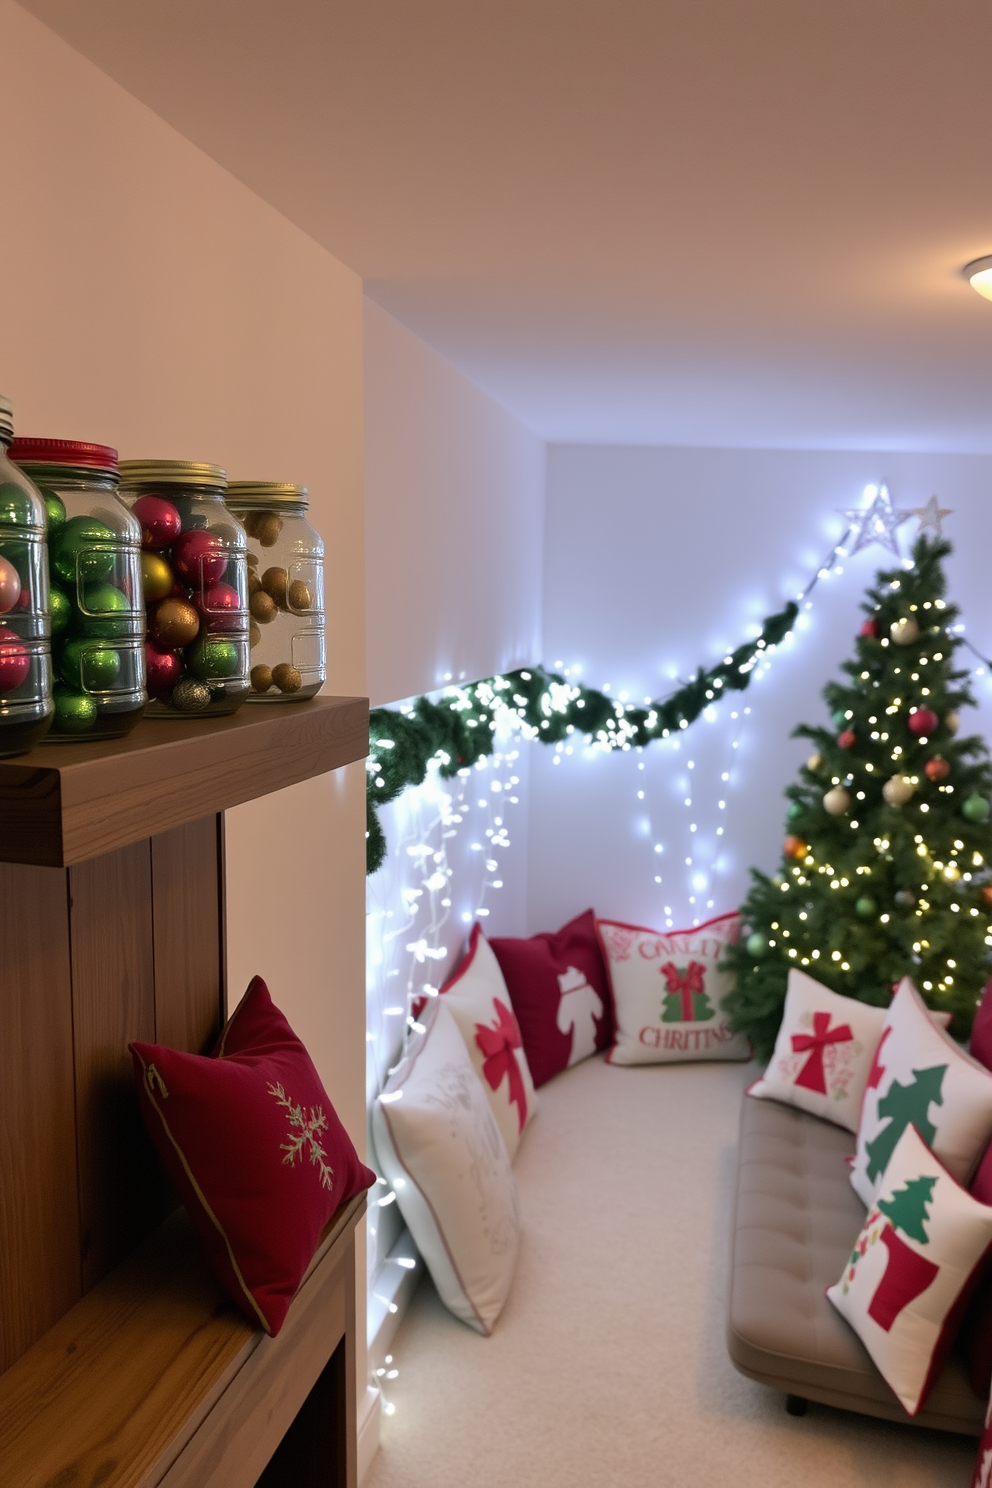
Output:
[963, 255, 992, 301]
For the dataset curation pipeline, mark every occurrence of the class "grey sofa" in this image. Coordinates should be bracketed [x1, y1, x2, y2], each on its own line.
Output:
[727, 1092, 986, 1434]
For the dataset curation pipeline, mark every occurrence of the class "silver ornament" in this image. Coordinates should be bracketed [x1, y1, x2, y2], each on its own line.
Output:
[823, 786, 851, 816]
[882, 774, 915, 807]
[170, 677, 212, 713]
[890, 616, 920, 646]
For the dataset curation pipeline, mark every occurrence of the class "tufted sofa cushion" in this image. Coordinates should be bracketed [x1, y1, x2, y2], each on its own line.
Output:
[727, 1093, 985, 1434]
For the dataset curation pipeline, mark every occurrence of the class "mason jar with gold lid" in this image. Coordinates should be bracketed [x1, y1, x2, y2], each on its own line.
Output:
[225, 482, 325, 702]
[119, 460, 250, 717]
[0, 398, 53, 755]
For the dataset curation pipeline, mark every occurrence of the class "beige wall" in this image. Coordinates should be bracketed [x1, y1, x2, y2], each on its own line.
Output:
[0, 0, 368, 1385]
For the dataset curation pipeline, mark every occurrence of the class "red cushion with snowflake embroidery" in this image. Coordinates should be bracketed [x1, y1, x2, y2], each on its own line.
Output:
[130, 975, 375, 1336]
[437, 925, 537, 1159]
[489, 910, 612, 1087]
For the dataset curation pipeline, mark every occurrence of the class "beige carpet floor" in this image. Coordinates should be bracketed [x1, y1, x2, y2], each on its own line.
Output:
[366, 1056, 980, 1487]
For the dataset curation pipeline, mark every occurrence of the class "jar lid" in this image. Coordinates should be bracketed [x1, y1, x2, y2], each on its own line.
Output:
[119, 459, 227, 490]
[226, 481, 308, 507]
[9, 438, 119, 474]
[0, 396, 12, 443]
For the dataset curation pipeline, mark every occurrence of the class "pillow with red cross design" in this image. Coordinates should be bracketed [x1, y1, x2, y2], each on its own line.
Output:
[851, 978, 992, 1208]
[436, 925, 537, 1160]
[748, 970, 891, 1132]
[597, 912, 750, 1065]
[828, 1123, 992, 1417]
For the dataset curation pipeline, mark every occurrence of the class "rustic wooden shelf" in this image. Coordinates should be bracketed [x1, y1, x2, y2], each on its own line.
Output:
[0, 694, 369, 866]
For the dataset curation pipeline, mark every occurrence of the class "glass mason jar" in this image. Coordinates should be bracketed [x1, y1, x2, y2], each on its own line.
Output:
[9, 438, 146, 740]
[118, 461, 249, 717]
[225, 483, 325, 701]
[0, 399, 53, 755]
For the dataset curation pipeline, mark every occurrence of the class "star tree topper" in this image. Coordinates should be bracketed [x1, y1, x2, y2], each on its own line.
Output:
[911, 494, 953, 537]
[839, 483, 912, 556]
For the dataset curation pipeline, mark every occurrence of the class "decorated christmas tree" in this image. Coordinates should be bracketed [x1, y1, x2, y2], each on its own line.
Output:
[724, 535, 992, 1061]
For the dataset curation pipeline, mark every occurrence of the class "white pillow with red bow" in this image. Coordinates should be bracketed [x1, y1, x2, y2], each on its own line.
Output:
[436, 925, 537, 1160]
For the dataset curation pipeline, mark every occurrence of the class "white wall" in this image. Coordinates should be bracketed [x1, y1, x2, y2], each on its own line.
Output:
[364, 301, 545, 708]
[527, 444, 992, 936]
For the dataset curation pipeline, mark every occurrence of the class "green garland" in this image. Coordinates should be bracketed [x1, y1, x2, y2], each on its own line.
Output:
[366, 597, 799, 874]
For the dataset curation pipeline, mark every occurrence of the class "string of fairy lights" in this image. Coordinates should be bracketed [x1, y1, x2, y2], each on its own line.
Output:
[364, 484, 992, 1410]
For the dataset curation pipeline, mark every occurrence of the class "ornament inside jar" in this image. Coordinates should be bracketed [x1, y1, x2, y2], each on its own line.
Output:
[118, 461, 249, 717]
[224, 483, 325, 701]
[0, 398, 53, 755]
[9, 438, 146, 740]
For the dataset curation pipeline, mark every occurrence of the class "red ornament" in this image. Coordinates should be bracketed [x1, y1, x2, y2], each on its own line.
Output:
[132, 494, 182, 552]
[838, 729, 856, 749]
[924, 756, 951, 782]
[909, 708, 939, 737]
[171, 529, 227, 588]
[145, 640, 183, 698]
[0, 554, 21, 614]
[196, 581, 243, 631]
[981, 886, 992, 908]
[784, 835, 809, 860]
[860, 617, 879, 639]
[0, 626, 30, 691]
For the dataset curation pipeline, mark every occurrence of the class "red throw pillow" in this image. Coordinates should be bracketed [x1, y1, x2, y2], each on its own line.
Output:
[963, 1137, 992, 1397]
[489, 910, 612, 1087]
[130, 975, 375, 1336]
[971, 977, 992, 1072]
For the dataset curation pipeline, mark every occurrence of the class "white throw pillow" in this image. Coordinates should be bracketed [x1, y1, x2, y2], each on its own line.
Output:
[851, 978, 992, 1208]
[438, 925, 537, 1160]
[828, 1124, 992, 1416]
[598, 911, 750, 1065]
[749, 971, 888, 1132]
[372, 1001, 520, 1335]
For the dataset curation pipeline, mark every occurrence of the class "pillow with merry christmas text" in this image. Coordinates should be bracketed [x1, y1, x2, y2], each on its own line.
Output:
[749, 970, 889, 1132]
[597, 911, 750, 1065]
[437, 925, 537, 1160]
[489, 909, 612, 1087]
[828, 1123, 992, 1417]
[131, 976, 375, 1336]
[851, 978, 992, 1209]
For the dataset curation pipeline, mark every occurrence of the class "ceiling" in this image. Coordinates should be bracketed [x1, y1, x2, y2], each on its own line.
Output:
[20, 0, 992, 449]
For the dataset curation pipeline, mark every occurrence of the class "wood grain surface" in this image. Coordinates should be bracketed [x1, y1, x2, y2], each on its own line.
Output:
[0, 694, 369, 866]
[0, 863, 80, 1372]
[151, 816, 224, 1054]
[0, 1195, 365, 1488]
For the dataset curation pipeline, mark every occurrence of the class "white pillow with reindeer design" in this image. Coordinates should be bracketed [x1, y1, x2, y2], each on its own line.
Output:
[372, 1000, 520, 1335]
[597, 912, 750, 1064]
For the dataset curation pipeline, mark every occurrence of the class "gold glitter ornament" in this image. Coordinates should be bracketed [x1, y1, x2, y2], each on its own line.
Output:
[806, 752, 823, 773]
[272, 662, 302, 693]
[287, 579, 313, 611]
[256, 512, 283, 547]
[823, 786, 851, 816]
[250, 664, 273, 693]
[882, 775, 915, 807]
[249, 590, 277, 624]
[261, 567, 289, 606]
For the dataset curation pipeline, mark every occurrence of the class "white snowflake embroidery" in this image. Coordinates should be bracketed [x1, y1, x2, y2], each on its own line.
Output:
[268, 1081, 335, 1191]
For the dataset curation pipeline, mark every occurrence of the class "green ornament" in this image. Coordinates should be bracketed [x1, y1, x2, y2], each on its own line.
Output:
[52, 686, 98, 733]
[40, 487, 66, 538]
[49, 584, 70, 635]
[832, 709, 847, 729]
[53, 516, 115, 587]
[855, 896, 877, 917]
[786, 801, 802, 821]
[963, 794, 991, 824]
[59, 637, 121, 692]
[0, 480, 37, 527]
[746, 931, 768, 957]
[77, 581, 133, 638]
[189, 637, 239, 681]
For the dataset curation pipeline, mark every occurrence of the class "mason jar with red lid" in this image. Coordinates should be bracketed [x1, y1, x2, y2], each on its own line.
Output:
[0, 399, 54, 755]
[9, 437, 146, 739]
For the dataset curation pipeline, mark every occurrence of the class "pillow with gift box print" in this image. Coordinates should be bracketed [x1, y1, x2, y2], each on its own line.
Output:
[372, 999, 520, 1336]
[436, 925, 537, 1160]
[828, 1123, 992, 1417]
[489, 909, 612, 1088]
[597, 911, 750, 1065]
[131, 975, 375, 1336]
[851, 978, 992, 1209]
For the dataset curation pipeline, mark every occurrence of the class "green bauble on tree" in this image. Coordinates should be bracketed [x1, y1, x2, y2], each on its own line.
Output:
[723, 536, 992, 1061]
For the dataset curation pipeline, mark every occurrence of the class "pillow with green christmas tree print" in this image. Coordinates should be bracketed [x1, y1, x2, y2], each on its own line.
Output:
[597, 911, 750, 1064]
[828, 1123, 992, 1416]
[851, 978, 992, 1208]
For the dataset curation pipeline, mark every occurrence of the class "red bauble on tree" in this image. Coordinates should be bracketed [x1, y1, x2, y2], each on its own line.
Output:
[909, 708, 939, 737]
[784, 835, 808, 860]
[860, 617, 880, 639]
[925, 756, 950, 782]
[132, 494, 182, 552]
[838, 729, 856, 749]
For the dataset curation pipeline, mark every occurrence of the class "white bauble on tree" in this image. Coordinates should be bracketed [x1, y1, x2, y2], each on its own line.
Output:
[882, 775, 915, 807]
[823, 786, 851, 816]
[945, 711, 960, 736]
[890, 617, 920, 646]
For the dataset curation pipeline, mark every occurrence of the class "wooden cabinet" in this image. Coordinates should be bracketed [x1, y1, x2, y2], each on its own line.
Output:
[0, 696, 369, 1487]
